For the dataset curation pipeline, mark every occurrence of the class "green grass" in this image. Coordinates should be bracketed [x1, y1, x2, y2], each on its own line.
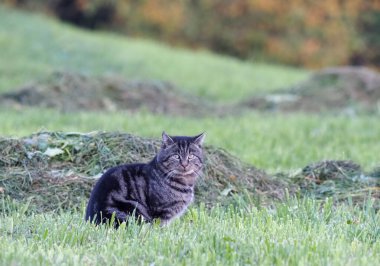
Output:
[0, 6, 307, 101]
[1, 198, 379, 265]
[1, 108, 379, 172]
[1, 6, 380, 266]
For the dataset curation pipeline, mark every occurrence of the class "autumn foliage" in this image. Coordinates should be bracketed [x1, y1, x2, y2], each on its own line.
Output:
[5, 0, 380, 68]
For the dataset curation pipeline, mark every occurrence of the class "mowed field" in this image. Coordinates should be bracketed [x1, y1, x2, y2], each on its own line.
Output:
[0, 6, 379, 265]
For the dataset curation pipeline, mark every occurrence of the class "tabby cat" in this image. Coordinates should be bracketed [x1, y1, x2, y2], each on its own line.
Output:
[85, 132, 205, 226]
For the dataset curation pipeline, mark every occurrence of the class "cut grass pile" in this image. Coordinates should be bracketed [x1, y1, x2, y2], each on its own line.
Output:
[0, 71, 217, 116]
[1, 132, 379, 213]
[283, 160, 380, 207]
[2, 68, 380, 116]
[0, 131, 277, 212]
[244, 67, 380, 114]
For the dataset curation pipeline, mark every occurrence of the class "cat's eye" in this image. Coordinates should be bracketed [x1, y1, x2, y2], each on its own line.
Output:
[172, 154, 180, 160]
[188, 154, 195, 159]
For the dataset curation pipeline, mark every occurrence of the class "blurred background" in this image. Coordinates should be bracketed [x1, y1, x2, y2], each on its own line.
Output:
[1, 0, 380, 173]
[4, 0, 380, 69]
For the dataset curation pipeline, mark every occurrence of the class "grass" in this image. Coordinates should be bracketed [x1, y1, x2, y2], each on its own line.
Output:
[1, 108, 379, 171]
[1, 6, 380, 266]
[0, 6, 307, 101]
[1, 198, 379, 265]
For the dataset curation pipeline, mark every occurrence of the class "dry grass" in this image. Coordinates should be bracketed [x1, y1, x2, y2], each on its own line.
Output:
[0, 132, 277, 212]
[1, 132, 379, 212]
[2, 67, 380, 118]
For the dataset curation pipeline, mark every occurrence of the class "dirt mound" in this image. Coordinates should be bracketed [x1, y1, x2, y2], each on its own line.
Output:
[0, 72, 216, 116]
[243, 67, 380, 113]
[0, 132, 283, 212]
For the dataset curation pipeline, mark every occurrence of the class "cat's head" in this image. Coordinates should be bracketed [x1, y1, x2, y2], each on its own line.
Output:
[157, 132, 205, 178]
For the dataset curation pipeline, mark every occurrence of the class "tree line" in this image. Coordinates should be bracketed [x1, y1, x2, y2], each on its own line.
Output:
[5, 0, 380, 68]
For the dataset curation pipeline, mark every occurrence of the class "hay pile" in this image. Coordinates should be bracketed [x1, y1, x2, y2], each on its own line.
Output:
[0, 72, 216, 116]
[0, 67, 380, 117]
[0, 132, 281, 212]
[277, 160, 380, 208]
[296, 160, 380, 205]
[2, 67, 379, 117]
[243, 67, 380, 114]
[1, 132, 379, 212]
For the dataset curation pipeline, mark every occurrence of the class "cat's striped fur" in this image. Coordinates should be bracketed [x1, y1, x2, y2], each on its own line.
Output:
[85, 132, 205, 226]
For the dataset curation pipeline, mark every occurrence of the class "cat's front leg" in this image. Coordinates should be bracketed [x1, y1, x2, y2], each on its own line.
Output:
[112, 199, 153, 223]
[102, 207, 128, 226]
[158, 218, 172, 227]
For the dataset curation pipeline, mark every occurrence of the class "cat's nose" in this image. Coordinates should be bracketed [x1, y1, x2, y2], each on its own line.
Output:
[180, 160, 189, 169]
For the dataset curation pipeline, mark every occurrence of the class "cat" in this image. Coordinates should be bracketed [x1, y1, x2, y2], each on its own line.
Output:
[85, 132, 205, 227]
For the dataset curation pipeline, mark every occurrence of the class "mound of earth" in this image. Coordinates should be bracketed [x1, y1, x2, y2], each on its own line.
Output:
[0, 72, 217, 116]
[0, 131, 286, 212]
[1, 132, 379, 212]
[243, 67, 380, 113]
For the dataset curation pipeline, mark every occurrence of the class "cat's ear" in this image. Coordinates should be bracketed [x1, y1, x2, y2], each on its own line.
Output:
[162, 131, 174, 148]
[193, 132, 205, 146]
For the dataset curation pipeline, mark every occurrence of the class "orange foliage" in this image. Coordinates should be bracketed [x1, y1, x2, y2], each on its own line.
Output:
[5, 0, 380, 68]
[140, 0, 184, 34]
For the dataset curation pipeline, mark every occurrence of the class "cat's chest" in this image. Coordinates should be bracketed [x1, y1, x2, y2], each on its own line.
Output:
[148, 179, 193, 206]
[149, 187, 193, 220]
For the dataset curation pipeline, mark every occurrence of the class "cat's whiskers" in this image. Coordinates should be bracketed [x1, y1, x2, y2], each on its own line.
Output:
[173, 169, 195, 176]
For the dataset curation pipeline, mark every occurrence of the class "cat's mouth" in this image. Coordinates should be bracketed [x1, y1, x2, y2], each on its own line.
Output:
[174, 169, 195, 176]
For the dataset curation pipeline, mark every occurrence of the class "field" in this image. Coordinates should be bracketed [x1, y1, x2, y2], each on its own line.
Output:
[1, 198, 380, 265]
[0, 6, 379, 265]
